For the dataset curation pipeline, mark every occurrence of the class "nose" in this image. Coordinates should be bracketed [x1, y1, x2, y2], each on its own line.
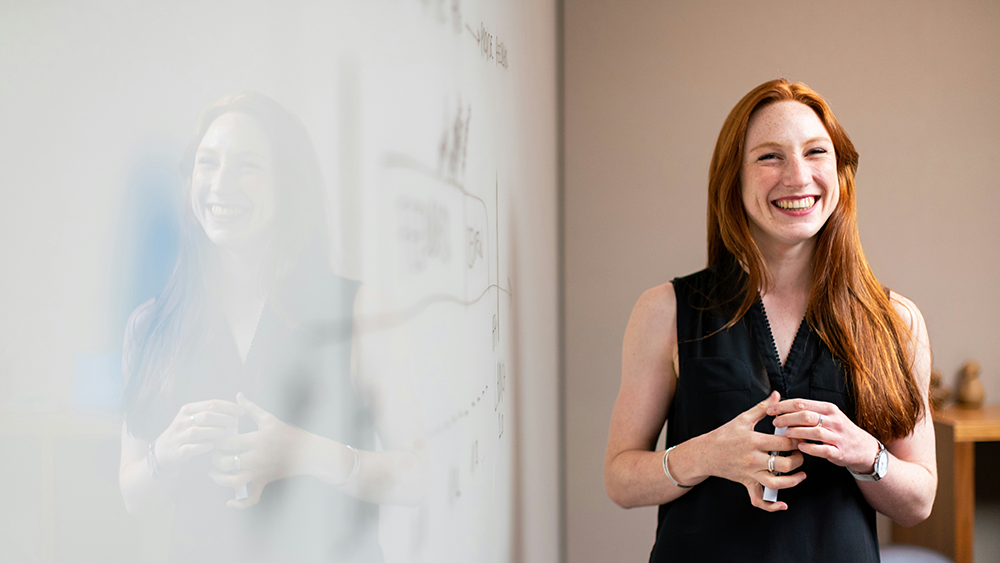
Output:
[782, 155, 811, 188]
[209, 162, 239, 195]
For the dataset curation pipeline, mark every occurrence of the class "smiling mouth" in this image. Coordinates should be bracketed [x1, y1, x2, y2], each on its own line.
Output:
[773, 196, 816, 210]
[210, 204, 250, 220]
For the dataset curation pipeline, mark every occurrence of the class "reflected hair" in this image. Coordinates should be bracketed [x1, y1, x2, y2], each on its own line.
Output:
[122, 92, 327, 439]
[707, 79, 922, 443]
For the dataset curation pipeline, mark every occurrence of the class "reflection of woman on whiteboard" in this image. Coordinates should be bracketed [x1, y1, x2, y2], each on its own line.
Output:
[118, 92, 425, 562]
[605, 80, 935, 561]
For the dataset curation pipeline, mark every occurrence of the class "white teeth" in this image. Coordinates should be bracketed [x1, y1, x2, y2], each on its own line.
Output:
[775, 197, 816, 210]
[210, 205, 248, 218]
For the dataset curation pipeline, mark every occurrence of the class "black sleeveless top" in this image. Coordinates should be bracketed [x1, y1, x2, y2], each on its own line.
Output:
[154, 262, 381, 563]
[650, 265, 879, 563]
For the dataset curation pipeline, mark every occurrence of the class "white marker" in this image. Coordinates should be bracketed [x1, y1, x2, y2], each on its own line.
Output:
[762, 426, 786, 503]
[228, 426, 249, 500]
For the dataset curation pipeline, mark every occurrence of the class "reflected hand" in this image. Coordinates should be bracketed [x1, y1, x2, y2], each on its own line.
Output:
[209, 392, 313, 509]
[768, 398, 881, 474]
[153, 399, 243, 474]
[706, 391, 806, 511]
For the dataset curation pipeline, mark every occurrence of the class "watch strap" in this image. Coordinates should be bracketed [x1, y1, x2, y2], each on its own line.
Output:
[848, 439, 886, 481]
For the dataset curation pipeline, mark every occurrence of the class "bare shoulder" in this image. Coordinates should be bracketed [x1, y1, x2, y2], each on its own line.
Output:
[623, 282, 678, 375]
[888, 291, 925, 331]
[888, 290, 931, 385]
[628, 282, 677, 334]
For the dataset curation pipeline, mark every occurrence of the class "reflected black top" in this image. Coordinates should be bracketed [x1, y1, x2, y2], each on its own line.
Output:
[158, 261, 381, 563]
[649, 264, 878, 563]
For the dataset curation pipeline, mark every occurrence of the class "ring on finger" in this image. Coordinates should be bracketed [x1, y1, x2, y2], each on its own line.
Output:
[817, 414, 824, 428]
[235, 454, 241, 471]
[768, 453, 777, 475]
[190, 415, 197, 426]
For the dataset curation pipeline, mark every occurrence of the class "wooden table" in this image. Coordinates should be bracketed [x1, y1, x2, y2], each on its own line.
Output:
[893, 404, 1000, 563]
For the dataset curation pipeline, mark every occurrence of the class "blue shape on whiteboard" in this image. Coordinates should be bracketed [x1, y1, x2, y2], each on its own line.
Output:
[73, 352, 124, 412]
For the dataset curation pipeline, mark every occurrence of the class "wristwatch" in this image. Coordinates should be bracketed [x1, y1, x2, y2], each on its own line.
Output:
[848, 439, 888, 481]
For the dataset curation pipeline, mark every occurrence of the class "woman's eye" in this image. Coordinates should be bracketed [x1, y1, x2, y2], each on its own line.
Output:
[195, 157, 218, 168]
[757, 153, 778, 161]
[807, 148, 828, 156]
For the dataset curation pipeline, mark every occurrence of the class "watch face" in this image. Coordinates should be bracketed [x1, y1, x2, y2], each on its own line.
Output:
[875, 450, 888, 477]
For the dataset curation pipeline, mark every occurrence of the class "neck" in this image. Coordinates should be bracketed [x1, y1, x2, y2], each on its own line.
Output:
[217, 244, 268, 308]
[756, 237, 814, 300]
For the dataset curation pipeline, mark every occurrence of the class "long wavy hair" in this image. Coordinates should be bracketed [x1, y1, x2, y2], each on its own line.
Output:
[122, 92, 327, 439]
[707, 79, 922, 443]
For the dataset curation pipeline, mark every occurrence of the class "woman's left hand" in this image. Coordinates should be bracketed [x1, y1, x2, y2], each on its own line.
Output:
[209, 392, 312, 508]
[767, 398, 881, 474]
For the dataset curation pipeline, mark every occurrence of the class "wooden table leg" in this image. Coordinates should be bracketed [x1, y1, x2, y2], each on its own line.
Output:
[954, 441, 975, 563]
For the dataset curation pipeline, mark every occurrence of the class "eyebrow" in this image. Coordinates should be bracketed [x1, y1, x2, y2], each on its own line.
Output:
[747, 136, 832, 154]
[195, 147, 268, 160]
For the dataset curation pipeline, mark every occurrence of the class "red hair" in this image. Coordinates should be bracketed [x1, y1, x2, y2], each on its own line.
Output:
[707, 79, 922, 442]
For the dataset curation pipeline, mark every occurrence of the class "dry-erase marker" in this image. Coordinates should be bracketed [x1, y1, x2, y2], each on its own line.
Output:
[762, 426, 786, 503]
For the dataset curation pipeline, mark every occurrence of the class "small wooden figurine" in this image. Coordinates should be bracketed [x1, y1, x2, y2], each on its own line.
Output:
[929, 367, 951, 411]
[956, 360, 985, 410]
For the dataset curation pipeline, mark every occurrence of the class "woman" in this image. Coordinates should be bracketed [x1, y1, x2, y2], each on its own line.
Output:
[119, 92, 424, 562]
[605, 79, 935, 562]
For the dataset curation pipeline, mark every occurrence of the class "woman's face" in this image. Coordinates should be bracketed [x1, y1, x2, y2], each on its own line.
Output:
[191, 112, 276, 253]
[740, 101, 839, 253]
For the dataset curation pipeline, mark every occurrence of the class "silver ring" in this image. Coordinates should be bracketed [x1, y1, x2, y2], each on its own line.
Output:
[768, 453, 776, 475]
[234, 454, 241, 471]
[190, 415, 196, 426]
[817, 414, 824, 428]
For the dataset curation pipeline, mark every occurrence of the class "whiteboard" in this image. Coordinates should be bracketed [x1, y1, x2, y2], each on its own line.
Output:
[0, 1, 560, 561]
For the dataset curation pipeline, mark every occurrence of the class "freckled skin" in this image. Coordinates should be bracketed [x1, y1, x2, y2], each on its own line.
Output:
[740, 101, 840, 255]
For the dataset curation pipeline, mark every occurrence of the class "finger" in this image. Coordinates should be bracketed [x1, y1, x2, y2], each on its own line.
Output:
[796, 442, 844, 464]
[228, 483, 263, 509]
[774, 411, 826, 430]
[767, 398, 835, 417]
[783, 426, 829, 443]
[742, 391, 781, 427]
[755, 434, 798, 452]
[759, 471, 808, 491]
[210, 452, 244, 472]
[194, 411, 242, 429]
[214, 432, 256, 452]
[773, 451, 805, 474]
[180, 399, 245, 418]
[184, 426, 230, 443]
[237, 392, 270, 423]
[209, 470, 253, 488]
[177, 442, 214, 459]
[746, 483, 787, 512]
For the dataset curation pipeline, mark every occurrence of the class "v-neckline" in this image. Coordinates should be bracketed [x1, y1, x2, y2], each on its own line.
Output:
[752, 299, 808, 394]
[226, 300, 267, 366]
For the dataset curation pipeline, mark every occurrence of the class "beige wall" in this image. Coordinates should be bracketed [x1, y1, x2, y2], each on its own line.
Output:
[563, 1, 1000, 561]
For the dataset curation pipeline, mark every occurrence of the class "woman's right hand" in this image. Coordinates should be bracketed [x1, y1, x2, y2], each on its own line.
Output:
[152, 399, 244, 474]
[703, 391, 807, 511]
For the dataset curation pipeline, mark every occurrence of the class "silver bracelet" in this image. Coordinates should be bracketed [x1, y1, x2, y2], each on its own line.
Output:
[662, 445, 692, 489]
[344, 444, 361, 483]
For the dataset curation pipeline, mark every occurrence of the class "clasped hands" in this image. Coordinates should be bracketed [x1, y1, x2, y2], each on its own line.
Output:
[153, 392, 318, 509]
[704, 390, 881, 511]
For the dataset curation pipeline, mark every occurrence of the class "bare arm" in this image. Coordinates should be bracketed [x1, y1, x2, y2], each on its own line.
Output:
[858, 293, 936, 525]
[306, 285, 427, 505]
[605, 283, 683, 507]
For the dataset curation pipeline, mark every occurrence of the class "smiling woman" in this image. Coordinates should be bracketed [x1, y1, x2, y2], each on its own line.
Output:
[605, 79, 935, 562]
[118, 92, 426, 563]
